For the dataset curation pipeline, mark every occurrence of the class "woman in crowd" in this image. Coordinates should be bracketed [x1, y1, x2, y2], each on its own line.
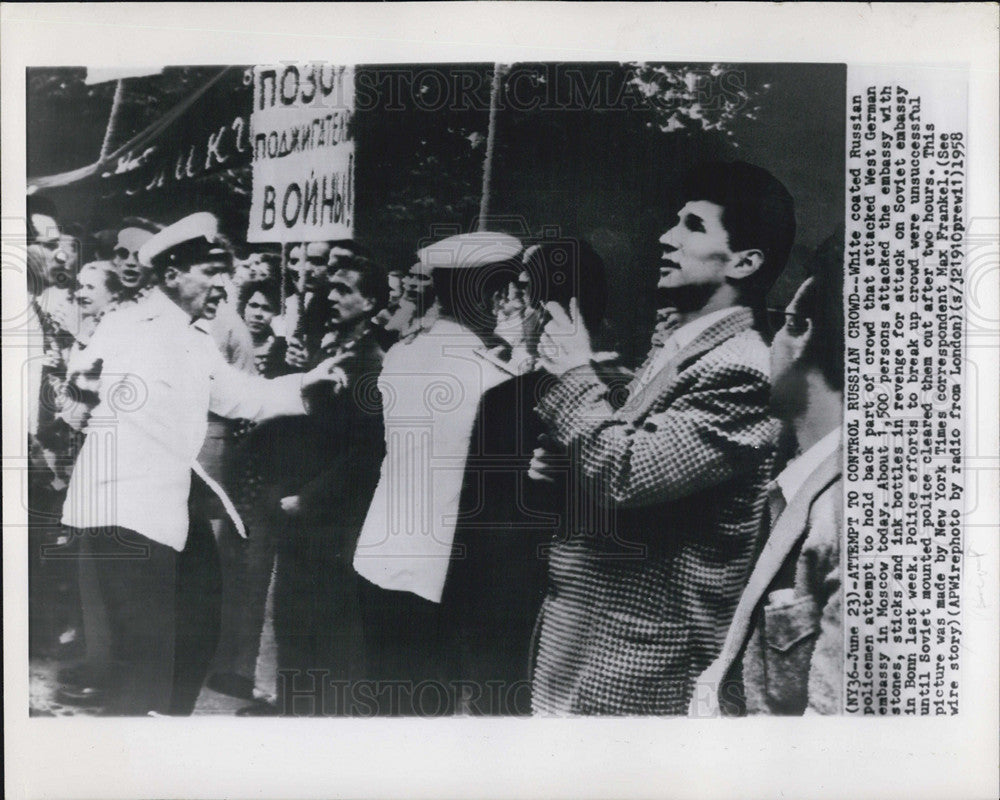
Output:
[37, 260, 122, 495]
[207, 278, 291, 704]
[237, 278, 288, 377]
[42, 261, 123, 704]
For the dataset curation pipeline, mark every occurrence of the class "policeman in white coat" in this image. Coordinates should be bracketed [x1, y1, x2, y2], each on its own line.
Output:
[62, 212, 346, 715]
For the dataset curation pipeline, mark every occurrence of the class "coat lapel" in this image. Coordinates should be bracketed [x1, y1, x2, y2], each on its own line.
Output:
[619, 307, 756, 421]
[715, 448, 842, 672]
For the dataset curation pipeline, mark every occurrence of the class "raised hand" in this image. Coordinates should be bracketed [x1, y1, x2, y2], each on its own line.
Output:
[527, 433, 566, 483]
[537, 297, 595, 376]
[60, 357, 103, 431]
[300, 350, 352, 394]
[280, 495, 302, 517]
[285, 336, 310, 370]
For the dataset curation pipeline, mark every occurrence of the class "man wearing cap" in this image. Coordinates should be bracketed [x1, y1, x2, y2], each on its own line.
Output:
[60, 212, 347, 716]
[438, 238, 613, 715]
[352, 231, 522, 715]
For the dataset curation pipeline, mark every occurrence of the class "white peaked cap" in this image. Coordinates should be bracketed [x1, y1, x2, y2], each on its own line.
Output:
[138, 212, 227, 268]
[416, 232, 522, 272]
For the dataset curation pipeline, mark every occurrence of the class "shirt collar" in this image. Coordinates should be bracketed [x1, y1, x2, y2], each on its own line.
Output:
[665, 306, 743, 353]
[141, 287, 209, 332]
[775, 427, 841, 506]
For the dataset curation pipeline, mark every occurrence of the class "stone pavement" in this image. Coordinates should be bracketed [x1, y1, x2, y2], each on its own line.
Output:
[29, 657, 247, 716]
[29, 577, 279, 717]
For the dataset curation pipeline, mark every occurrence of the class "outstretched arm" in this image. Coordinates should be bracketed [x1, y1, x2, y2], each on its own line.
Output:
[209, 351, 350, 421]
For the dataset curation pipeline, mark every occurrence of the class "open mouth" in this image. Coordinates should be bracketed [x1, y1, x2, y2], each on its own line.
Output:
[659, 256, 681, 274]
[121, 269, 140, 285]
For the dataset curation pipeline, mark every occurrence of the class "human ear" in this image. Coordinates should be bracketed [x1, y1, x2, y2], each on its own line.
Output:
[725, 249, 764, 280]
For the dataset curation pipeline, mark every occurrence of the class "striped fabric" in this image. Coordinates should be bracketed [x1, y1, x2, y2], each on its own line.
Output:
[532, 308, 777, 715]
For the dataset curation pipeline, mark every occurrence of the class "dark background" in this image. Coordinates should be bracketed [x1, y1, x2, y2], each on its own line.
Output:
[28, 62, 845, 366]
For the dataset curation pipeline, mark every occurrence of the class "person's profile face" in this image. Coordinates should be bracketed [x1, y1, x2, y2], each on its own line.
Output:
[40, 241, 70, 288]
[168, 259, 229, 320]
[326, 268, 373, 328]
[657, 200, 735, 292]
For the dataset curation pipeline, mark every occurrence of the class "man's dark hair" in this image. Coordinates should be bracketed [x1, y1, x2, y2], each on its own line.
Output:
[256, 252, 281, 281]
[92, 229, 119, 261]
[332, 254, 389, 311]
[237, 278, 282, 319]
[522, 238, 607, 336]
[680, 160, 796, 300]
[795, 228, 844, 391]
[328, 239, 374, 260]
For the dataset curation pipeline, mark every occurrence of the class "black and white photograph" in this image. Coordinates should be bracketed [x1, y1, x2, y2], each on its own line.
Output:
[21, 58, 847, 720]
[3, 4, 998, 800]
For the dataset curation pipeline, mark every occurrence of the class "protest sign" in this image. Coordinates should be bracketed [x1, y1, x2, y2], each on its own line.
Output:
[248, 62, 355, 243]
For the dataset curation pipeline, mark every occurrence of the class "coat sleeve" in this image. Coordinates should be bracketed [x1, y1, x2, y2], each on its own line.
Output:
[535, 357, 774, 509]
[208, 348, 306, 420]
[296, 429, 384, 521]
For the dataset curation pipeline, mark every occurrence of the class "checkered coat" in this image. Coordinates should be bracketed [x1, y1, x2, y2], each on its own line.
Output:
[532, 307, 777, 715]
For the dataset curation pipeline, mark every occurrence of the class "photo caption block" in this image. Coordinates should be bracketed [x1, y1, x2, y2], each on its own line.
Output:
[844, 66, 967, 715]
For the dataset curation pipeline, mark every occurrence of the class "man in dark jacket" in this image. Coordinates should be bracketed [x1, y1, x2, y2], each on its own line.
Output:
[260, 253, 388, 715]
[439, 238, 611, 715]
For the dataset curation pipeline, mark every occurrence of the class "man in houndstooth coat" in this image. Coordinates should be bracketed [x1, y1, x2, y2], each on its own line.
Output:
[529, 162, 796, 715]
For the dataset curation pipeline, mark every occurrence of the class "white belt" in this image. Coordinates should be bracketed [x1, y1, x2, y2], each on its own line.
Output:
[192, 460, 246, 538]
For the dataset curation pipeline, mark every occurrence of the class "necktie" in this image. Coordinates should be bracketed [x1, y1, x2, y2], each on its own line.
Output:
[765, 479, 787, 530]
[748, 478, 786, 570]
[764, 479, 803, 596]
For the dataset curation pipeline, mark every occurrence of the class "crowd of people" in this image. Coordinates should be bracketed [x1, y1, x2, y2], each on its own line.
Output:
[25, 158, 845, 717]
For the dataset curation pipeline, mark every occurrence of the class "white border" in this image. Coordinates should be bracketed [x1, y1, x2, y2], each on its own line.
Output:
[3, 4, 998, 799]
